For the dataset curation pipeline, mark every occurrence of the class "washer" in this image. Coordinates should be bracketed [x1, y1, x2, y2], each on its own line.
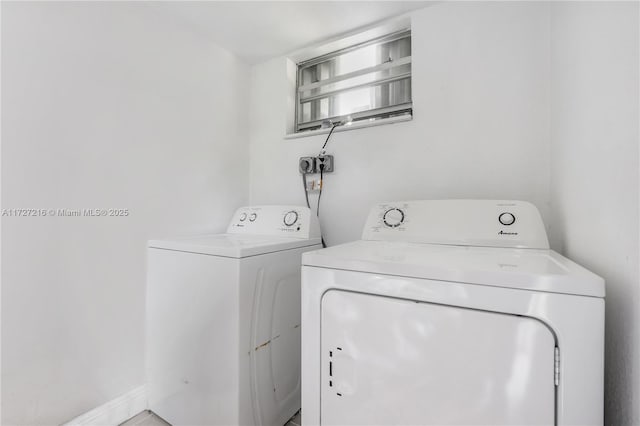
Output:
[147, 205, 321, 426]
[301, 200, 604, 426]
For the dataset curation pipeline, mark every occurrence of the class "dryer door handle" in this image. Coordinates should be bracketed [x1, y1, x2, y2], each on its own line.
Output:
[328, 347, 356, 397]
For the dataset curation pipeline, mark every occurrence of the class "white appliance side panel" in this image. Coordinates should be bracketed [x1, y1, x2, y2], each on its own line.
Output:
[320, 290, 556, 426]
[146, 248, 240, 426]
[242, 244, 322, 426]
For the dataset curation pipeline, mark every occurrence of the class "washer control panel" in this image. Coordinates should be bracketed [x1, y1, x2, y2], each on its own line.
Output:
[227, 205, 320, 239]
[363, 200, 549, 249]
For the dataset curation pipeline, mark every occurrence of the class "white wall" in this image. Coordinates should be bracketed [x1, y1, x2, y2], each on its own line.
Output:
[1, 3, 249, 425]
[249, 1, 551, 246]
[549, 2, 640, 424]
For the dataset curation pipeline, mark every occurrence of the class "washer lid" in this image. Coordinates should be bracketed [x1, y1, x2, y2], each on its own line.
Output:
[149, 233, 321, 258]
[302, 240, 604, 297]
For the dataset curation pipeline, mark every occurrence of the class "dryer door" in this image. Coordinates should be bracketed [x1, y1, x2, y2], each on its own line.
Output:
[321, 290, 556, 425]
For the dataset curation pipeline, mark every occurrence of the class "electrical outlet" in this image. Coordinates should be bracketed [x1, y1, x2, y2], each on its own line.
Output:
[300, 155, 334, 174]
[316, 155, 334, 173]
[299, 157, 315, 174]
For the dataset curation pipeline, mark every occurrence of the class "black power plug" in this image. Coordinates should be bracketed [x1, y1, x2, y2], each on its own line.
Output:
[316, 155, 334, 173]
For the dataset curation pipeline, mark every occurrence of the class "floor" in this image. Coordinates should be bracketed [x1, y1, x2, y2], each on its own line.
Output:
[120, 411, 170, 426]
[285, 411, 301, 426]
[120, 410, 302, 426]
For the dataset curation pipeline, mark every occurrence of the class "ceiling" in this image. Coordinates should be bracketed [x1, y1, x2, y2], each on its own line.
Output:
[153, 1, 432, 64]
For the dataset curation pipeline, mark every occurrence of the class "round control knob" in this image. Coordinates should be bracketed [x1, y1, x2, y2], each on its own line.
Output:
[383, 208, 405, 228]
[239, 213, 247, 221]
[249, 213, 257, 222]
[499, 212, 516, 226]
[283, 211, 298, 227]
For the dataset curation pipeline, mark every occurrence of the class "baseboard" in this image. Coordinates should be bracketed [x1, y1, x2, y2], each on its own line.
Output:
[63, 385, 148, 426]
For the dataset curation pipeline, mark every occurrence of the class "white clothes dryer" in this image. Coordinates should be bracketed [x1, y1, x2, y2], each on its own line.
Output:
[147, 205, 321, 426]
[301, 200, 604, 426]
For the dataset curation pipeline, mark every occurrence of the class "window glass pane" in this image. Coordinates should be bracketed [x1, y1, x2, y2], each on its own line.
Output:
[299, 35, 411, 84]
[299, 63, 411, 101]
[298, 78, 411, 125]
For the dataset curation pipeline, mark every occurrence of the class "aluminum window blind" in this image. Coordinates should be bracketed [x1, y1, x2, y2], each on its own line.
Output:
[296, 30, 412, 132]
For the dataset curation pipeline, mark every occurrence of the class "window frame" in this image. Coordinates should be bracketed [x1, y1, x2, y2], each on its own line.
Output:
[294, 29, 413, 133]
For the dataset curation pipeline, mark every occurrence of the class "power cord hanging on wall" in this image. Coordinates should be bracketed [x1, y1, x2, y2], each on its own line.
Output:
[299, 117, 351, 248]
[315, 117, 351, 248]
[320, 123, 339, 153]
[316, 122, 338, 218]
[300, 169, 325, 245]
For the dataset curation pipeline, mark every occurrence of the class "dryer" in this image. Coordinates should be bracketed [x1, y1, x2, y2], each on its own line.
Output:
[147, 205, 321, 426]
[301, 200, 604, 425]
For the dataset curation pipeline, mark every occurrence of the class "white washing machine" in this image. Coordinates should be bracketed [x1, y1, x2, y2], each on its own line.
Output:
[146, 205, 321, 426]
[301, 200, 604, 426]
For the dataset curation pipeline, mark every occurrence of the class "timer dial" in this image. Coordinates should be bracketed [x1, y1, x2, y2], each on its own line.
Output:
[498, 212, 516, 226]
[383, 208, 405, 228]
[283, 211, 298, 227]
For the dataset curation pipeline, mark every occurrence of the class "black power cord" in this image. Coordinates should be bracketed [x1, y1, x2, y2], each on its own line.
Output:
[299, 121, 341, 248]
[316, 166, 323, 217]
[321, 123, 339, 152]
[316, 123, 339, 248]
[317, 167, 327, 247]
[301, 170, 326, 247]
[316, 123, 338, 217]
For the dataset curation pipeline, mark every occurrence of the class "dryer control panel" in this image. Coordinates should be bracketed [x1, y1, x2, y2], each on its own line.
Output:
[362, 200, 549, 249]
[227, 205, 321, 239]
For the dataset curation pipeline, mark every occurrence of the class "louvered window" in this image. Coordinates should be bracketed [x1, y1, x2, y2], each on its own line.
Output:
[295, 30, 412, 132]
